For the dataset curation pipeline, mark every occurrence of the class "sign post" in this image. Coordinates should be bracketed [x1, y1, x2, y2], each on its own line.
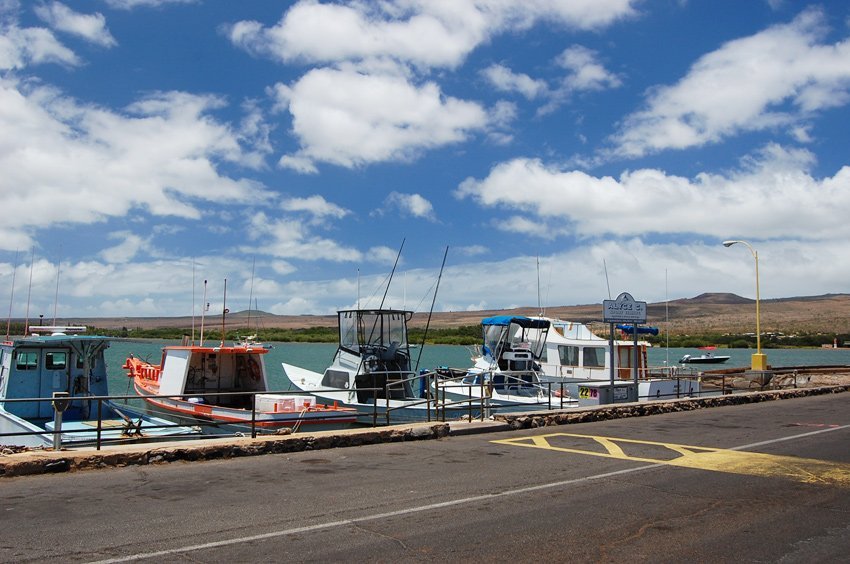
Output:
[602, 293, 647, 403]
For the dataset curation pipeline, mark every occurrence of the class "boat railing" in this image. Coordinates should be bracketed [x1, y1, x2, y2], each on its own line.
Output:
[0, 393, 197, 450]
[429, 368, 577, 412]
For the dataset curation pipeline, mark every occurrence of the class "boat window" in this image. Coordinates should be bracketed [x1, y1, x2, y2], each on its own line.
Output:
[46, 352, 67, 370]
[558, 345, 579, 367]
[618, 347, 633, 368]
[339, 312, 359, 352]
[539, 347, 548, 362]
[583, 347, 606, 368]
[15, 351, 38, 370]
[322, 369, 350, 389]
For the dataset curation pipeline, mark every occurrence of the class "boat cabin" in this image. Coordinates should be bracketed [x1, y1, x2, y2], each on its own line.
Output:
[320, 309, 417, 402]
[0, 329, 110, 422]
[155, 345, 270, 409]
[480, 315, 549, 372]
[538, 319, 648, 381]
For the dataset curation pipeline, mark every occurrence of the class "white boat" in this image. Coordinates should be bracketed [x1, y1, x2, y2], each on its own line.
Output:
[532, 317, 699, 401]
[126, 343, 357, 432]
[437, 316, 577, 410]
[283, 309, 475, 424]
[679, 351, 730, 364]
[0, 327, 197, 448]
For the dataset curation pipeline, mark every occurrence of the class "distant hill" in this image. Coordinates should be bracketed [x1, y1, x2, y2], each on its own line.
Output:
[36, 292, 850, 336]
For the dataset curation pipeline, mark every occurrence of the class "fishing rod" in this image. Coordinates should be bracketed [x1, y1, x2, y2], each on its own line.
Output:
[415, 246, 448, 372]
[362, 239, 405, 355]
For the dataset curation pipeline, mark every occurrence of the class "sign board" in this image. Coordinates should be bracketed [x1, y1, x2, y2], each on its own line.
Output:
[612, 386, 629, 402]
[603, 292, 647, 324]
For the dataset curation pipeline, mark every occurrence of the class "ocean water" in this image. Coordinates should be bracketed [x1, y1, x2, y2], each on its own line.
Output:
[104, 339, 850, 397]
[106, 340, 477, 396]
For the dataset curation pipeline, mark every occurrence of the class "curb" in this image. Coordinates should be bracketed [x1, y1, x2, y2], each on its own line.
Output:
[1, 385, 847, 478]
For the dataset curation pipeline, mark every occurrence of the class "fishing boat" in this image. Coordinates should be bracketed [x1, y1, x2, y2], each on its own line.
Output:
[125, 342, 357, 432]
[532, 317, 700, 401]
[438, 316, 577, 410]
[283, 308, 474, 424]
[679, 348, 730, 364]
[0, 326, 197, 448]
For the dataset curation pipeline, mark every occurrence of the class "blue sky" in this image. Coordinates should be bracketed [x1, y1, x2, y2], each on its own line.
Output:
[2, 0, 850, 320]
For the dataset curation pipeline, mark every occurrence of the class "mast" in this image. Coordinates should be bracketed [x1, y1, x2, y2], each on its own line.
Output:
[191, 259, 196, 345]
[5, 249, 18, 340]
[220, 278, 228, 346]
[416, 246, 448, 371]
[378, 238, 404, 311]
[247, 257, 255, 334]
[23, 247, 34, 336]
[200, 279, 208, 346]
[52, 257, 60, 325]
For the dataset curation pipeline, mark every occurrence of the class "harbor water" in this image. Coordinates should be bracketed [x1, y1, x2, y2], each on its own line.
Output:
[104, 340, 850, 396]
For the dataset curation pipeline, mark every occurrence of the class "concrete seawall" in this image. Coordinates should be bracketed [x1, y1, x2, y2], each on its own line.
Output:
[1, 384, 847, 478]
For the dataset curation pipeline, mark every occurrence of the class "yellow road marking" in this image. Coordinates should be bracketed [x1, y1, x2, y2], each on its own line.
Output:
[492, 433, 850, 488]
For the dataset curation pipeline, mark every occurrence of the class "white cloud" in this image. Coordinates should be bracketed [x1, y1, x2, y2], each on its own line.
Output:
[456, 144, 850, 241]
[244, 212, 363, 262]
[281, 195, 351, 222]
[104, 0, 198, 9]
[556, 45, 621, 92]
[34, 2, 117, 48]
[236, 1, 639, 170]
[382, 192, 436, 221]
[228, 1, 640, 68]
[367, 246, 403, 265]
[611, 8, 850, 157]
[99, 231, 149, 264]
[481, 64, 548, 99]
[455, 245, 489, 257]
[0, 22, 79, 69]
[273, 67, 488, 171]
[0, 80, 272, 250]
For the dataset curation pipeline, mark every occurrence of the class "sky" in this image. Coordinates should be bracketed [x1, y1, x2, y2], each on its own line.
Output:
[1, 0, 850, 321]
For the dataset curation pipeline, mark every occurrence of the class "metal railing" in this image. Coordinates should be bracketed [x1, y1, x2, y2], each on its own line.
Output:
[0, 369, 801, 450]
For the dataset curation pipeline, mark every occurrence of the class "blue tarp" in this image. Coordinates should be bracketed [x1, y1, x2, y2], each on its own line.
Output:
[481, 315, 550, 329]
[616, 324, 659, 336]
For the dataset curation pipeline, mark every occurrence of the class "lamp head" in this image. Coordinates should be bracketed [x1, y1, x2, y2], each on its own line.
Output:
[722, 240, 738, 247]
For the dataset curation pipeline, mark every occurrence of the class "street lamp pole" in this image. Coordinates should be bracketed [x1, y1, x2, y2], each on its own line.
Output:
[723, 240, 767, 371]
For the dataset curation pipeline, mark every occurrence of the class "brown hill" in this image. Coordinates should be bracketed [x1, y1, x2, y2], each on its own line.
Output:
[58, 293, 850, 336]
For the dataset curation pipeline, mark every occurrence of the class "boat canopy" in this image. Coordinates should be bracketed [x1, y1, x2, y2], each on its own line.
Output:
[616, 324, 659, 336]
[338, 309, 413, 354]
[481, 315, 550, 329]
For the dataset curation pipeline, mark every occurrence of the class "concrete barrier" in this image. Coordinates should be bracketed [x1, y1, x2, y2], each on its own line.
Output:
[1, 384, 847, 478]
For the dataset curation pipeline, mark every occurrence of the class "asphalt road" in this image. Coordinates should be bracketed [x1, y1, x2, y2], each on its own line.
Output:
[1, 393, 848, 563]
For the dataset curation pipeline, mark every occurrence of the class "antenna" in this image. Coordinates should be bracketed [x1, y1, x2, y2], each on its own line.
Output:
[52, 256, 60, 325]
[247, 257, 255, 334]
[5, 249, 19, 340]
[220, 278, 228, 346]
[665, 268, 670, 367]
[378, 238, 404, 311]
[603, 259, 612, 299]
[416, 246, 448, 371]
[191, 259, 196, 344]
[356, 268, 360, 310]
[23, 247, 34, 336]
[200, 279, 208, 346]
[536, 255, 542, 316]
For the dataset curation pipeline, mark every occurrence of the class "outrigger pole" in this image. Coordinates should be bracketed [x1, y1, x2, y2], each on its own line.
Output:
[378, 238, 404, 311]
[221, 278, 228, 346]
[416, 246, 448, 372]
[5, 249, 18, 340]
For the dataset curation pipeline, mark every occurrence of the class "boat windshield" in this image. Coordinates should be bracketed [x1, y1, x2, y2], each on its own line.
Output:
[338, 310, 411, 354]
[483, 320, 549, 360]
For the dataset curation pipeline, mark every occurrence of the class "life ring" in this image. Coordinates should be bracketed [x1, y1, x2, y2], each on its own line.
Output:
[247, 357, 261, 382]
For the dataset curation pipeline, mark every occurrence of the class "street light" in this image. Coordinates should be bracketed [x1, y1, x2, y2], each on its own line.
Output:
[722, 240, 767, 371]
